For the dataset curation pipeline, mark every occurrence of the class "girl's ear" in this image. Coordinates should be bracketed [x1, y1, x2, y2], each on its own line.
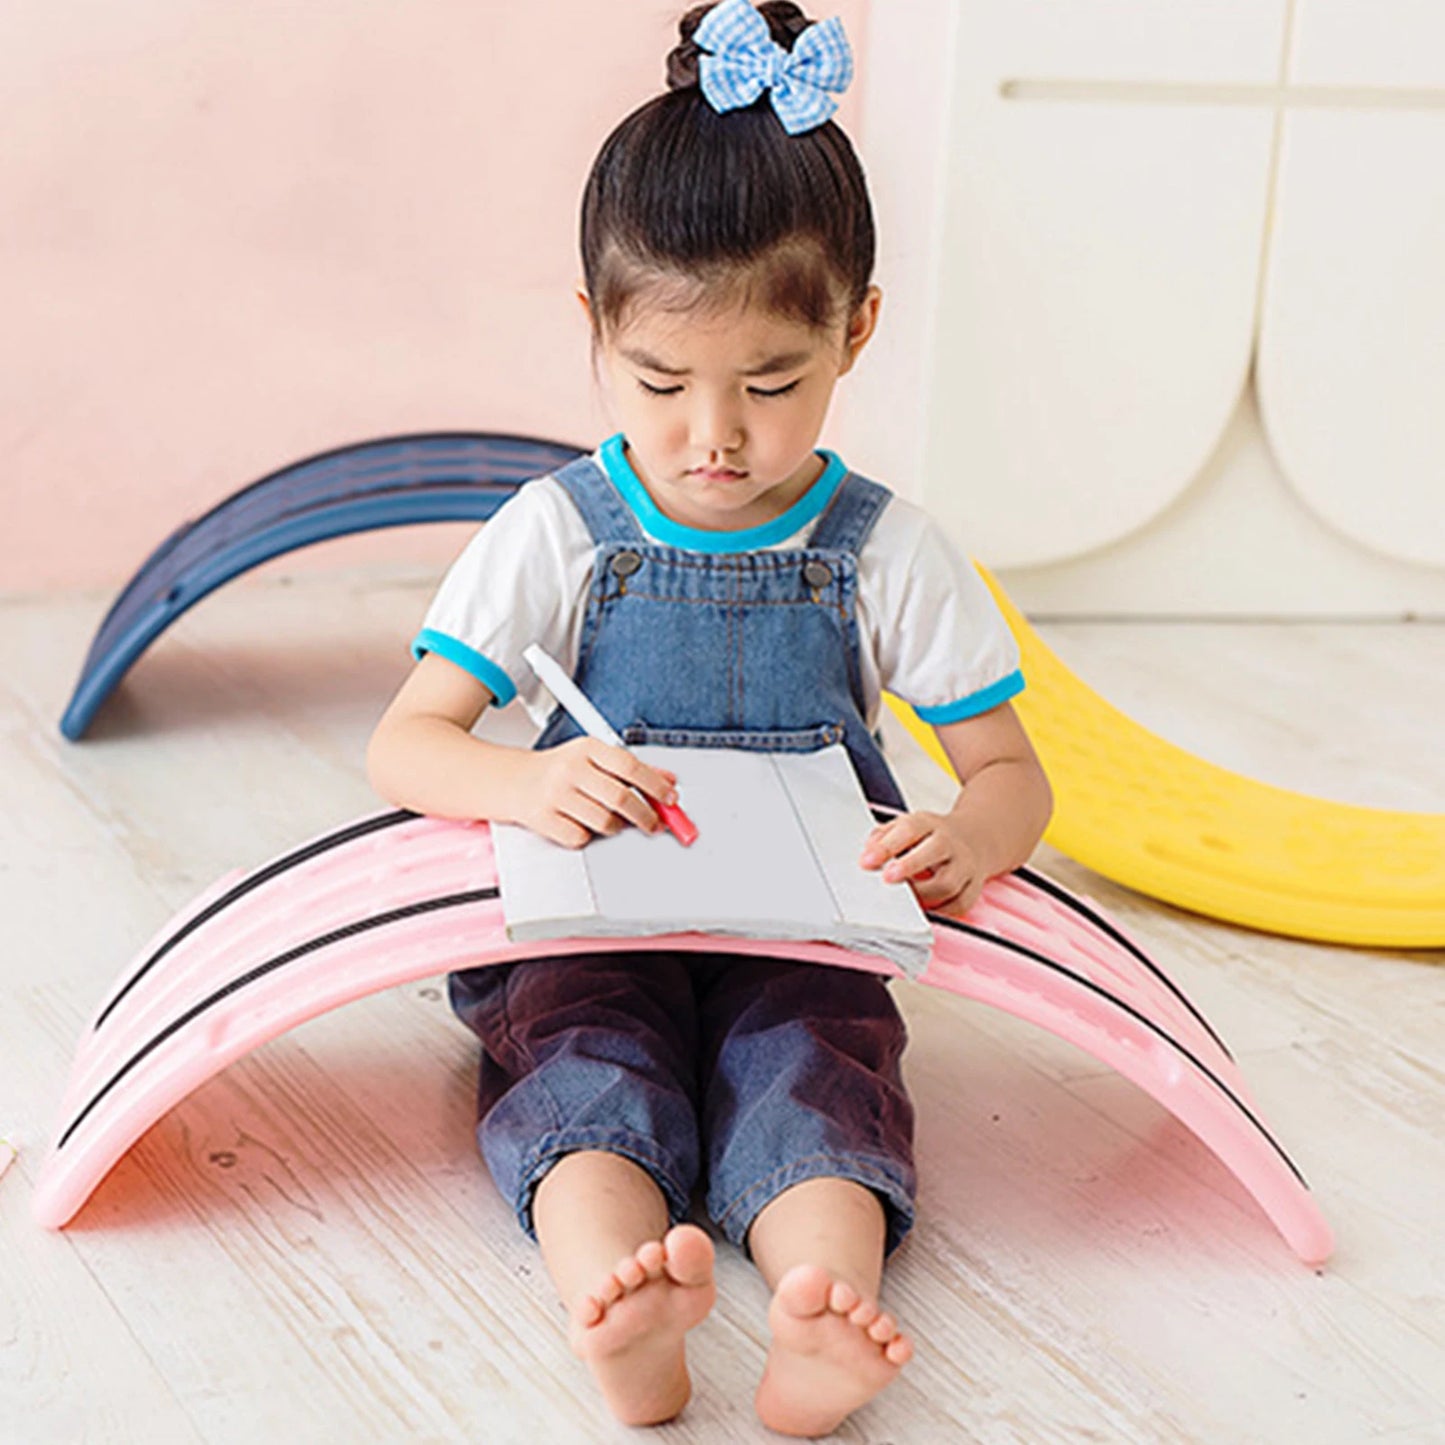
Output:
[838, 286, 882, 375]
[575, 287, 594, 326]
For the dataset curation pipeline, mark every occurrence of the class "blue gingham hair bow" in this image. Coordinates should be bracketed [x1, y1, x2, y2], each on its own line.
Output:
[693, 0, 854, 136]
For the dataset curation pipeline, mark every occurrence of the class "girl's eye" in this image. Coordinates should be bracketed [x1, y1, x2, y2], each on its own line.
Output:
[634, 378, 800, 398]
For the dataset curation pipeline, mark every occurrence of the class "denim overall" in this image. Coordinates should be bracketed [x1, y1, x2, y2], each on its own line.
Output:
[449, 451, 918, 1253]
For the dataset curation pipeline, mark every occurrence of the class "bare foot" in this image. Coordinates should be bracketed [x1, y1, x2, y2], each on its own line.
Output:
[755, 1265, 913, 1437]
[568, 1223, 717, 1426]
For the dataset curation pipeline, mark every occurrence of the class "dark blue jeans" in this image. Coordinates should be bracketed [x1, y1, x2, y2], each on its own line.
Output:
[449, 950, 917, 1254]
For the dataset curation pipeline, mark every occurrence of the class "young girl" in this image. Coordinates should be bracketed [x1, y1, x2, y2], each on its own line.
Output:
[368, 1, 1052, 1433]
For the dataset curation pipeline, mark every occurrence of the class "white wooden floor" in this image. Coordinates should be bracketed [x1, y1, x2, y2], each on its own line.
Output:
[2, 567, 1442, 1445]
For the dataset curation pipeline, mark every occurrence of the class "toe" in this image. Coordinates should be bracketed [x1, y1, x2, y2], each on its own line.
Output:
[662, 1225, 715, 1288]
[614, 1255, 647, 1292]
[847, 1299, 879, 1330]
[827, 1279, 861, 1316]
[867, 1313, 897, 1344]
[575, 1294, 604, 1327]
[885, 1335, 914, 1366]
[635, 1240, 666, 1279]
[773, 1264, 833, 1320]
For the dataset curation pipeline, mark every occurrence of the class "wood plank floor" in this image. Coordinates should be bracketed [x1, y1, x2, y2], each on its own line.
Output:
[2, 568, 1442, 1444]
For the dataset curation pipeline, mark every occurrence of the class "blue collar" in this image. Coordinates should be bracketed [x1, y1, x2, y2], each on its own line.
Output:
[597, 434, 846, 552]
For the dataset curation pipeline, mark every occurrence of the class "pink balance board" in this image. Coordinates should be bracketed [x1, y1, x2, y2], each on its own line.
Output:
[32, 809, 1334, 1265]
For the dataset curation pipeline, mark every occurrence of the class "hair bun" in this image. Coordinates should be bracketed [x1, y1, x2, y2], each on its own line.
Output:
[666, 5, 711, 91]
[758, 3, 814, 46]
[666, 2, 815, 91]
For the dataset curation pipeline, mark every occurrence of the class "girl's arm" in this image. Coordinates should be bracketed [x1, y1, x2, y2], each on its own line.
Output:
[859, 700, 1053, 916]
[366, 653, 678, 849]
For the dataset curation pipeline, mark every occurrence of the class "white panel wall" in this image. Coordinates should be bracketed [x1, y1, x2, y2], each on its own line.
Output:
[1257, 2, 1445, 569]
[840, 0, 1445, 615]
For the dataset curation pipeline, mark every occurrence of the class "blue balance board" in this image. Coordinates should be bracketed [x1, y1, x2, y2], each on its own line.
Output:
[60, 432, 586, 740]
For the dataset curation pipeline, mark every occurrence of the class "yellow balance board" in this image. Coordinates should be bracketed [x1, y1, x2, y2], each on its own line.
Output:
[886, 566, 1445, 949]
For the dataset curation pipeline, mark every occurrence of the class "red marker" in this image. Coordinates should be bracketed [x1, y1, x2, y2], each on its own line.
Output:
[652, 796, 700, 848]
[523, 644, 699, 846]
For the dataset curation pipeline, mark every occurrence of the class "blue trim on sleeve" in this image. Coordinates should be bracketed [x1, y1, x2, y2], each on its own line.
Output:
[598, 433, 845, 551]
[914, 668, 1025, 725]
[411, 628, 517, 707]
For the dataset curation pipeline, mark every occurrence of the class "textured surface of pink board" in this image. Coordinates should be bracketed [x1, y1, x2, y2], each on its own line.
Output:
[32, 811, 1334, 1264]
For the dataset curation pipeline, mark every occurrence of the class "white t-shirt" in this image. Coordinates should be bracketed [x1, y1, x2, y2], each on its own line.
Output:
[414, 438, 1023, 733]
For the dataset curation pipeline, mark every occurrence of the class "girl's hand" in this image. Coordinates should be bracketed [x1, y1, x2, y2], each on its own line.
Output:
[516, 738, 678, 849]
[859, 811, 987, 917]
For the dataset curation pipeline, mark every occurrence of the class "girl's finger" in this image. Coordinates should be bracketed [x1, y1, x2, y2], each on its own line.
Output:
[540, 813, 592, 850]
[860, 822, 896, 862]
[913, 869, 966, 908]
[881, 831, 949, 883]
[860, 815, 930, 867]
[926, 877, 982, 917]
[593, 748, 679, 808]
[957, 877, 986, 912]
[855, 814, 936, 878]
[562, 792, 624, 839]
[586, 775, 662, 833]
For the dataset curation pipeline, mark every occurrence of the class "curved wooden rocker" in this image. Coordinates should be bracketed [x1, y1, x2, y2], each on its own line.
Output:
[32, 809, 1334, 1266]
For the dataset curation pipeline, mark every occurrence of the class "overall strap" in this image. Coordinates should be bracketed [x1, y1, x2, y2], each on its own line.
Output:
[806, 471, 893, 554]
[551, 455, 646, 545]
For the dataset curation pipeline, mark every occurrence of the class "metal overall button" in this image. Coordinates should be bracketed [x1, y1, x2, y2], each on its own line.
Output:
[609, 550, 643, 593]
[802, 560, 833, 591]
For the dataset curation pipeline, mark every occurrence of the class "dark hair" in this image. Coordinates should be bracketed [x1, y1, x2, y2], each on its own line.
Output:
[579, 1, 876, 341]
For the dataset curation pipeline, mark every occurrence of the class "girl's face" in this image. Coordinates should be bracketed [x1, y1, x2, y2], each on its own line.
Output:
[587, 286, 881, 532]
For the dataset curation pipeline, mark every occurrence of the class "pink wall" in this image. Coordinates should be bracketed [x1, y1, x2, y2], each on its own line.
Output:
[0, 1, 869, 593]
